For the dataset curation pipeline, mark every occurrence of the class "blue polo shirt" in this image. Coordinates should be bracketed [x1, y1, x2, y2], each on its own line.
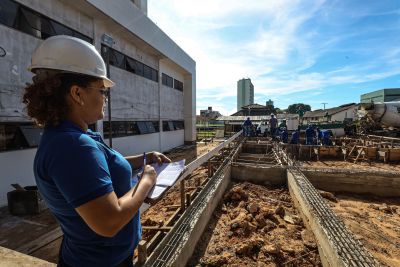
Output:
[34, 121, 140, 266]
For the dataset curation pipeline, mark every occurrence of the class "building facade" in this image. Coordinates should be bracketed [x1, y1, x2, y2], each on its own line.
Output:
[0, 0, 196, 206]
[199, 106, 221, 120]
[303, 104, 358, 122]
[360, 88, 400, 103]
[231, 103, 276, 116]
[237, 78, 254, 111]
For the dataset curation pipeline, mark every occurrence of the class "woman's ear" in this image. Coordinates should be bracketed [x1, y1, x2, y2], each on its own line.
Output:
[70, 85, 84, 106]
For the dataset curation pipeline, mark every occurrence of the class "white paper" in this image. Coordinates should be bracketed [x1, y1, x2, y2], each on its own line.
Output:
[154, 159, 185, 187]
[147, 185, 167, 200]
[132, 159, 186, 200]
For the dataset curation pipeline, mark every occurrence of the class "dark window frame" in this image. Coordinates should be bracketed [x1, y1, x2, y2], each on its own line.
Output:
[0, 0, 92, 43]
[162, 120, 185, 131]
[103, 120, 159, 138]
[101, 45, 158, 83]
[0, 122, 43, 152]
[174, 79, 183, 92]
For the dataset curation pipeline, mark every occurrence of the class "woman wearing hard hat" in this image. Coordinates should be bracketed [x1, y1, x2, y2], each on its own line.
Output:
[23, 35, 170, 267]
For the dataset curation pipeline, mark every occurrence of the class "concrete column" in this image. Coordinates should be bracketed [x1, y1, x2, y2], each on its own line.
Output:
[183, 73, 196, 144]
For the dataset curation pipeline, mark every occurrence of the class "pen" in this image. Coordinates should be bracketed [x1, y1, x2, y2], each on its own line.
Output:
[143, 152, 147, 167]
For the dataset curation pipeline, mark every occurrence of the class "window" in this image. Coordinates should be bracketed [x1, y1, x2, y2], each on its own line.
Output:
[0, 0, 92, 42]
[103, 121, 159, 138]
[0, 123, 43, 152]
[109, 49, 125, 69]
[162, 121, 171, 131]
[101, 46, 158, 82]
[174, 79, 183, 92]
[162, 120, 184, 131]
[173, 120, 184, 130]
[152, 69, 158, 82]
[162, 73, 173, 88]
[143, 65, 152, 80]
[0, 0, 19, 27]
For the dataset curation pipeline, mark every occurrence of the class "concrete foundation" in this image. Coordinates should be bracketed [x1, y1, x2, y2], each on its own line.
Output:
[301, 168, 400, 197]
[231, 163, 286, 186]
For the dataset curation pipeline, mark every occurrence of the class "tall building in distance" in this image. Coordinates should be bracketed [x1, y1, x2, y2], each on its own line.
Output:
[237, 78, 254, 111]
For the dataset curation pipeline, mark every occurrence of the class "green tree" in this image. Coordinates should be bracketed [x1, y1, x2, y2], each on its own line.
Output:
[287, 103, 311, 114]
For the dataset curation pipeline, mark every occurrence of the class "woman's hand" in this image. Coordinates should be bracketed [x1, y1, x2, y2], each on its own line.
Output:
[141, 165, 157, 186]
[149, 151, 172, 165]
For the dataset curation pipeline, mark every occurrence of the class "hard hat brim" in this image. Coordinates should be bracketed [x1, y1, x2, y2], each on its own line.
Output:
[103, 77, 115, 88]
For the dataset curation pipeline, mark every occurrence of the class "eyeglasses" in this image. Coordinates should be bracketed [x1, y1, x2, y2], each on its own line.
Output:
[85, 86, 109, 97]
[98, 88, 110, 97]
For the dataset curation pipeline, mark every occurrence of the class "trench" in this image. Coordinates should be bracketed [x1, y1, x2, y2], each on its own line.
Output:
[137, 137, 400, 267]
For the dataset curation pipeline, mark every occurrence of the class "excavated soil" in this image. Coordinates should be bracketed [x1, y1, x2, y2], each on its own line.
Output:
[189, 182, 322, 267]
[303, 160, 400, 172]
[329, 193, 400, 267]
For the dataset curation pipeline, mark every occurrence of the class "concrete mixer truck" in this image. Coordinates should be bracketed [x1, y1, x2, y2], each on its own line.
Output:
[357, 101, 400, 136]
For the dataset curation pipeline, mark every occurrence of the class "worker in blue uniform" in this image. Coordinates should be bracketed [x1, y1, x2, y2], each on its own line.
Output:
[280, 127, 288, 143]
[242, 117, 253, 137]
[290, 129, 300, 144]
[269, 114, 278, 137]
[305, 125, 314, 145]
[23, 36, 171, 267]
[321, 130, 332, 145]
[316, 127, 323, 145]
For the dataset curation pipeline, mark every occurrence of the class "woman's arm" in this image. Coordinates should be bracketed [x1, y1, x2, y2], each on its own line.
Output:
[125, 151, 171, 169]
[75, 165, 157, 237]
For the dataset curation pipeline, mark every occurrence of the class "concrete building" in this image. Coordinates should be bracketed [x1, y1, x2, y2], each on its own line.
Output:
[237, 78, 254, 111]
[360, 88, 400, 103]
[0, 0, 196, 206]
[199, 106, 221, 120]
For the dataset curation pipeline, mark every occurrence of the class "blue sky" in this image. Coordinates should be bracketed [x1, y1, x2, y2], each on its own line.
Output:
[148, 0, 400, 115]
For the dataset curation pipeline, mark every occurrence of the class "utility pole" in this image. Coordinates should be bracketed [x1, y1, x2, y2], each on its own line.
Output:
[321, 103, 328, 110]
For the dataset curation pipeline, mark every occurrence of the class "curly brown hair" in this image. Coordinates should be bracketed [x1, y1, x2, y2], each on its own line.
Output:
[23, 73, 100, 127]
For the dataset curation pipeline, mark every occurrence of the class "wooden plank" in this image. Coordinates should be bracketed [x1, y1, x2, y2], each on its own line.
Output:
[345, 145, 357, 161]
[354, 148, 364, 163]
[16, 227, 63, 255]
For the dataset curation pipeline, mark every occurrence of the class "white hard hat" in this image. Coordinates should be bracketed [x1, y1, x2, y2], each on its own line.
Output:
[28, 35, 114, 87]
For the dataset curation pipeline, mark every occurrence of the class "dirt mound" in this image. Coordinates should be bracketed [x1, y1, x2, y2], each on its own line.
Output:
[190, 182, 322, 266]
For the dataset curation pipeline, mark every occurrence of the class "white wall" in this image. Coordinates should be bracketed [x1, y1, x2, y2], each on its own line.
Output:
[332, 107, 358, 121]
[161, 130, 184, 152]
[107, 130, 185, 159]
[0, 149, 37, 206]
[108, 133, 160, 157]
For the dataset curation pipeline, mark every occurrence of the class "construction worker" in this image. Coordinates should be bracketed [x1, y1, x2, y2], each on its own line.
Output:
[269, 114, 277, 137]
[316, 127, 322, 145]
[23, 36, 171, 267]
[305, 124, 314, 145]
[280, 127, 288, 143]
[279, 119, 287, 128]
[290, 129, 300, 144]
[321, 130, 332, 145]
[242, 117, 253, 137]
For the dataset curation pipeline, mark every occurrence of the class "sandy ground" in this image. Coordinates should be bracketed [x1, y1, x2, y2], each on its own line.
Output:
[328, 193, 400, 267]
[302, 160, 400, 172]
[188, 182, 321, 267]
